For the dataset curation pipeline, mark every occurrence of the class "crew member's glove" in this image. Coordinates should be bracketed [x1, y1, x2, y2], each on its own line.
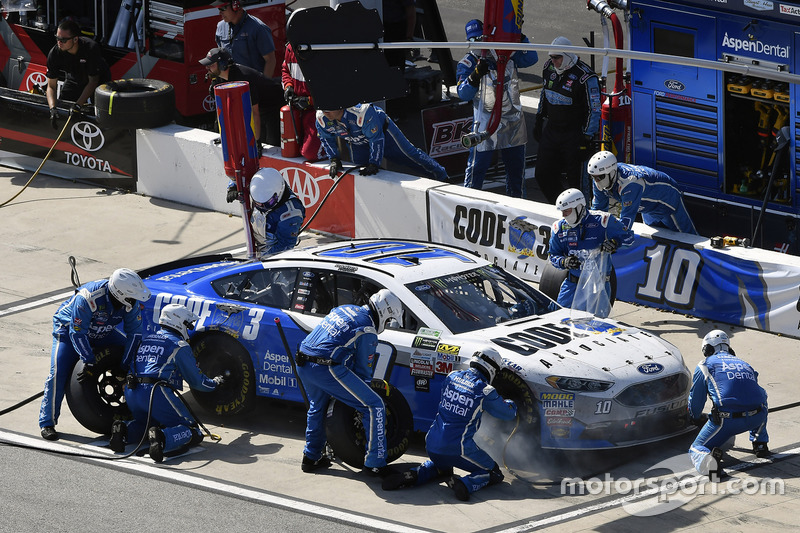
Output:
[600, 238, 619, 254]
[77, 363, 97, 384]
[533, 117, 543, 142]
[49, 107, 59, 130]
[70, 103, 84, 119]
[329, 157, 343, 178]
[295, 96, 311, 111]
[213, 375, 226, 386]
[709, 409, 721, 425]
[360, 163, 380, 176]
[563, 255, 581, 270]
[467, 59, 489, 87]
[283, 85, 295, 104]
[226, 184, 240, 203]
[691, 415, 707, 427]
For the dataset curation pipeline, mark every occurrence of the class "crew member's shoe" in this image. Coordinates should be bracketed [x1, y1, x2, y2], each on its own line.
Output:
[40, 426, 59, 441]
[148, 426, 165, 463]
[109, 420, 127, 452]
[301, 454, 332, 473]
[449, 475, 470, 501]
[753, 442, 770, 458]
[700, 447, 725, 482]
[382, 470, 418, 491]
[363, 465, 392, 478]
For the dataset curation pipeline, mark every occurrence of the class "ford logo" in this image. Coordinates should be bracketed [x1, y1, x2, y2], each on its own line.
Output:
[664, 79, 685, 91]
[638, 363, 664, 375]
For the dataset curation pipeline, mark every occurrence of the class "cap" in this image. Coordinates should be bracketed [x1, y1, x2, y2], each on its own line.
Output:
[210, 1, 231, 7]
[199, 47, 231, 66]
[465, 19, 483, 41]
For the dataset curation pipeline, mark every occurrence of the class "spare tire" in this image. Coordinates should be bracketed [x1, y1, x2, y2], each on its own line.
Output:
[94, 79, 175, 129]
[65, 347, 131, 435]
[325, 381, 413, 468]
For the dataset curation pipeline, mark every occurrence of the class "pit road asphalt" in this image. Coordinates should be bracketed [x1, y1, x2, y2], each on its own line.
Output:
[1, 167, 799, 532]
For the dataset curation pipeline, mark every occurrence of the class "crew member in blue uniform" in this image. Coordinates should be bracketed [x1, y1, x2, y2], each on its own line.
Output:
[534, 36, 601, 203]
[110, 304, 224, 462]
[296, 289, 404, 477]
[382, 347, 517, 501]
[588, 150, 698, 234]
[688, 330, 769, 480]
[248, 168, 305, 258]
[548, 188, 633, 313]
[456, 19, 538, 198]
[316, 104, 449, 181]
[39, 268, 150, 441]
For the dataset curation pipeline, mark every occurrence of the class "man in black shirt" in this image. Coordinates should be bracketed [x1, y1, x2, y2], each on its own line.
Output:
[201, 47, 282, 146]
[46, 19, 110, 127]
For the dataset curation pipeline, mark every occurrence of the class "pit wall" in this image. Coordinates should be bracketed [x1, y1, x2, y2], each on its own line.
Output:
[136, 125, 800, 339]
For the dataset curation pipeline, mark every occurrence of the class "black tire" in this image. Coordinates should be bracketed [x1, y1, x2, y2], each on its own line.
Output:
[190, 333, 256, 416]
[94, 79, 175, 129]
[325, 381, 414, 468]
[65, 347, 130, 435]
[491, 368, 541, 466]
[538, 261, 617, 305]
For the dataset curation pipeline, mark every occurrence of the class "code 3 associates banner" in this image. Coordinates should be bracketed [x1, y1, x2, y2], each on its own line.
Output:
[427, 189, 800, 338]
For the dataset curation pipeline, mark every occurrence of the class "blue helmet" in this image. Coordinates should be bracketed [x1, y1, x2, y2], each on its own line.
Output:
[465, 19, 483, 42]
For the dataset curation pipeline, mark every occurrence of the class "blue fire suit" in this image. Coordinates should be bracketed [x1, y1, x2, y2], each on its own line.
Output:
[411, 368, 516, 496]
[297, 304, 386, 468]
[39, 280, 143, 429]
[548, 211, 633, 309]
[688, 351, 768, 473]
[124, 328, 217, 454]
[456, 40, 538, 198]
[591, 163, 697, 234]
[315, 104, 448, 181]
[250, 191, 305, 258]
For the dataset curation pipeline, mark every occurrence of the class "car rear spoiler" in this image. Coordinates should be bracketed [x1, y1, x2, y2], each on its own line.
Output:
[137, 253, 241, 279]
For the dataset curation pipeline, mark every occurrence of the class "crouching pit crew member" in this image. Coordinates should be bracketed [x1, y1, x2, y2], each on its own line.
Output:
[110, 304, 225, 462]
[296, 289, 404, 477]
[688, 330, 769, 481]
[249, 167, 305, 258]
[382, 347, 517, 500]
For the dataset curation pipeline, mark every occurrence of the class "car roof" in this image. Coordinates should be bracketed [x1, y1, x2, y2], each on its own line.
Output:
[267, 239, 486, 284]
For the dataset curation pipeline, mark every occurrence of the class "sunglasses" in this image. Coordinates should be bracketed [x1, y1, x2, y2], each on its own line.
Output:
[55, 35, 75, 43]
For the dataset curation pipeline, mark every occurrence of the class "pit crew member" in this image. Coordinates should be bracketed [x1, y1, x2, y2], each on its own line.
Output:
[296, 289, 404, 477]
[249, 167, 305, 258]
[688, 330, 769, 480]
[281, 43, 325, 161]
[212, 0, 276, 77]
[39, 268, 150, 441]
[382, 347, 517, 501]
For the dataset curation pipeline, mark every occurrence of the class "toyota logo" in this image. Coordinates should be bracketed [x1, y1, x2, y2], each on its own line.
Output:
[280, 167, 328, 207]
[70, 121, 105, 152]
[203, 95, 216, 113]
[26, 71, 47, 92]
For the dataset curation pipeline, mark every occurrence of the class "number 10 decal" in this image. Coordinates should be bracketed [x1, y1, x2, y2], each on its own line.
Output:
[636, 243, 703, 309]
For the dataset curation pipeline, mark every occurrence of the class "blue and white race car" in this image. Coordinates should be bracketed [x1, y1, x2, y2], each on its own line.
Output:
[122, 239, 691, 456]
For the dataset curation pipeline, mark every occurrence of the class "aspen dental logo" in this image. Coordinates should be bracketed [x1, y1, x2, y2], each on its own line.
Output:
[721, 32, 789, 58]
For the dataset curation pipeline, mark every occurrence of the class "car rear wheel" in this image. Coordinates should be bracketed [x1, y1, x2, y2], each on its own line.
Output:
[94, 79, 175, 129]
[191, 333, 256, 416]
[65, 347, 130, 435]
[325, 381, 413, 468]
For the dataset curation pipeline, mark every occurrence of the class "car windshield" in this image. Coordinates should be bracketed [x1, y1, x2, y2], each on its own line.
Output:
[406, 265, 556, 334]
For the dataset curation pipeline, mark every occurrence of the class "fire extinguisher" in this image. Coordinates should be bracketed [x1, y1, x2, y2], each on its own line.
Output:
[280, 105, 300, 158]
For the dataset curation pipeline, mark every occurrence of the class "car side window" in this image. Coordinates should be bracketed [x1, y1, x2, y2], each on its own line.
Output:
[211, 268, 298, 309]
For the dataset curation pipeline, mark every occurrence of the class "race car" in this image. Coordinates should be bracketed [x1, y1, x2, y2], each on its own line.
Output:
[66, 239, 692, 463]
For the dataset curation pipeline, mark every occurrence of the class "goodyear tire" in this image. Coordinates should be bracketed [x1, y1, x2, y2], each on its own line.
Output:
[190, 333, 256, 416]
[538, 261, 617, 306]
[488, 368, 541, 472]
[94, 79, 175, 129]
[325, 381, 413, 468]
[65, 346, 130, 435]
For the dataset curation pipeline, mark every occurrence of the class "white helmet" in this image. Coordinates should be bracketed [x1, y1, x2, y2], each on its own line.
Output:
[587, 151, 618, 191]
[469, 347, 503, 383]
[549, 36, 578, 75]
[250, 168, 286, 211]
[702, 329, 730, 357]
[368, 289, 403, 334]
[108, 268, 151, 312]
[159, 303, 199, 341]
[555, 188, 587, 226]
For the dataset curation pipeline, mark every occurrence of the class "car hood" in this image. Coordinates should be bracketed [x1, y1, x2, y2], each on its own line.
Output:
[452, 311, 687, 383]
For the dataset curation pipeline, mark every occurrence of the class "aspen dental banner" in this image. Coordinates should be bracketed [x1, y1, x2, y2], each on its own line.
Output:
[427, 188, 800, 339]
